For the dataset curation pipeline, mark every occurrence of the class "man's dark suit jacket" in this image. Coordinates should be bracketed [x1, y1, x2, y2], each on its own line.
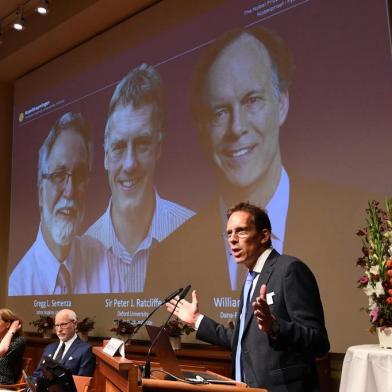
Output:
[196, 250, 329, 392]
[32, 336, 95, 380]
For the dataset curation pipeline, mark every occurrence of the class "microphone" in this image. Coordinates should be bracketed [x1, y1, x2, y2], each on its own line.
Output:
[179, 284, 191, 300]
[143, 284, 191, 379]
[164, 287, 184, 303]
[132, 287, 183, 336]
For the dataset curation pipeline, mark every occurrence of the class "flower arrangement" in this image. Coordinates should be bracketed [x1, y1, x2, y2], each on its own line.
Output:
[163, 318, 194, 338]
[110, 319, 137, 338]
[30, 315, 55, 333]
[77, 317, 95, 333]
[357, 199, 392, 332]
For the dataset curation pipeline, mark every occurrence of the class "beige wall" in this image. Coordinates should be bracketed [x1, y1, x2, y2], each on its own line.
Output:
[0, 83, 13, 305]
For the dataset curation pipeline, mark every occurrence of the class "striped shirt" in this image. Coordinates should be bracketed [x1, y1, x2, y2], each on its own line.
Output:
[86, 192, 195, 292]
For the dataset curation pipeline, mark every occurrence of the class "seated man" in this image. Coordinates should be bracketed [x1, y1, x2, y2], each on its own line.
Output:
[32, 309, 95, 381]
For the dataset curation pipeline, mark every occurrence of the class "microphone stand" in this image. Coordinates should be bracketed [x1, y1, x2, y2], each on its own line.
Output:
[143, 285, 191, 379]
[129, 287, 183, 343]
[143, 299, 179, 378]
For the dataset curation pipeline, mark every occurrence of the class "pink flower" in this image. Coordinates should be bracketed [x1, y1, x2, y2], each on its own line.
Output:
[370, 307, 379, 323]
[358, 276, 369, 285]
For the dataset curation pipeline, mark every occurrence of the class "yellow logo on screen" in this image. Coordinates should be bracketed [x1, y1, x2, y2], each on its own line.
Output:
[18, 112, 24, 123]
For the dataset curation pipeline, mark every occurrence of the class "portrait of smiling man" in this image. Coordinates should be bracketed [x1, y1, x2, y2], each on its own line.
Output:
[145, 26, 294, 293]
[86, 63, 194, 292]
[198, 27, 291, 289]
[9, 112, 123, 295]
[201, 29, 288, 202]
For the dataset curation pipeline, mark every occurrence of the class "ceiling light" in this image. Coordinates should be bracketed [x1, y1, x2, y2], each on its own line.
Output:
[13, 8, 25, 31]
[13, 20, 24, 31]
[36, 0, 50, 15]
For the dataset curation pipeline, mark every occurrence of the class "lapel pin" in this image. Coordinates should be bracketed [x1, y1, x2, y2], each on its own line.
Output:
[266, 291, 275, 305]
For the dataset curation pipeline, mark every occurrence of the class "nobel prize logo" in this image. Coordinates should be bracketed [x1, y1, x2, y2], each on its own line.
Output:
[18, 112, 24, 123]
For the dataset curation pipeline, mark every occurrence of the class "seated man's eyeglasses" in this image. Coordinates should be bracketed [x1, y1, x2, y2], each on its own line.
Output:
[55, 320, 75, 329]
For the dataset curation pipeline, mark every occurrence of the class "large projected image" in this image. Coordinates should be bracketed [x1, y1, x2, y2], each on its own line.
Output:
[146, 26, 293, 298]
[86, 64, 195, 293]
[6, 0, 392, 350]
[9, 113, 125, 295]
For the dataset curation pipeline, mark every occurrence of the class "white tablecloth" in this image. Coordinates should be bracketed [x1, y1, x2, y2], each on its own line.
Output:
[339, 344, 392, 392]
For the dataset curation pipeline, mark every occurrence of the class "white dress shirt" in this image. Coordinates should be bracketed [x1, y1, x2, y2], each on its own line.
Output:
[8, 227, 123, 295]
[86, 191, 195, 292]
[53, 333, 78, 359]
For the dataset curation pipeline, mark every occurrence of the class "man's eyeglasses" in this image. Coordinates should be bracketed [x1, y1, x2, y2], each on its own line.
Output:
[42, 169, 89, 189]
[225, 228, 252, 240]
[54, 320, 75, 329]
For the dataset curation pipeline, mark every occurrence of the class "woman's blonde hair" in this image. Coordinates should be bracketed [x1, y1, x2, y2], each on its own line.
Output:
[0, 308, 23, 336]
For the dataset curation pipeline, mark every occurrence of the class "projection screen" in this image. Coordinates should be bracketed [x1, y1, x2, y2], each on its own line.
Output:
[7, 0, 392, 352]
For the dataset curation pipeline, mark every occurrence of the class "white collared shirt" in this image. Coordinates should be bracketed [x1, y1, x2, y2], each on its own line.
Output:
[249, 248, 273, 298]
[53, 333, 78, 360]
[8, 227, 123, 295]
[86, 191, 194, 292]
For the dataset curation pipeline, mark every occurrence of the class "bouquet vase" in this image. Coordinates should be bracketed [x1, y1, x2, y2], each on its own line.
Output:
[377, 327, 392, 348]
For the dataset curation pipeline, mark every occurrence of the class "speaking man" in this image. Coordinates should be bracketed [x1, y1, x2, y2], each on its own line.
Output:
[86, 63, 194, 292]
[167, 202, 329, 392]
[9, 112, 123, 295]
[32, 309, 95, 381]
[145, 26, 294, 293]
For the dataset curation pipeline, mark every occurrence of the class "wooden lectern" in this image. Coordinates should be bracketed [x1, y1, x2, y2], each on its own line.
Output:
[93, 346, 267, 392]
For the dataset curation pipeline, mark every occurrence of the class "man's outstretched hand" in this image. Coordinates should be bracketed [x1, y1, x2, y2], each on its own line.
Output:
[166, 289, 200, 327]
[252, 284, 276, 334]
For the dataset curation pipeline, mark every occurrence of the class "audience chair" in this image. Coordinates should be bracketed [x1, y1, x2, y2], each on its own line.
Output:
[0, 357, 33, 391]
[73, 375, 93, 392]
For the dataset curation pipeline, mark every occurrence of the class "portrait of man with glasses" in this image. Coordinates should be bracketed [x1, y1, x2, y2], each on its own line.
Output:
[8, 112, 124, 295]
[32, 309, 95, 382]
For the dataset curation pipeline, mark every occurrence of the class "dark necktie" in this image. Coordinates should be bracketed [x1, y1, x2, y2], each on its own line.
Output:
[235, 270, 258, 381]
[54, 342, 65, 361]
[55, 264, 73, 294]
